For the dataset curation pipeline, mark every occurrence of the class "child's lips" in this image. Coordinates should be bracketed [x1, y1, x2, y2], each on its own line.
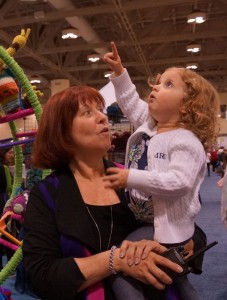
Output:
[149, 95, 156, 102]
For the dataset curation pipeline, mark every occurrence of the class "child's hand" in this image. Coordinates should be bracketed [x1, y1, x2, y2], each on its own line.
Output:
[119, 240, 168, 266]
[103, 41, 125, 77]
[217, 177, 224, 188]
[103, 167, 129, 189]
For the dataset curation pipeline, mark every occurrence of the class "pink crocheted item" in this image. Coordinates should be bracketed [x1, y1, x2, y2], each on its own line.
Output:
[0, 108, 34, 123]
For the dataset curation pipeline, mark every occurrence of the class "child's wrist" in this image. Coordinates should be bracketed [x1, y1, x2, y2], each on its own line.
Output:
[112, 67, 125, 77]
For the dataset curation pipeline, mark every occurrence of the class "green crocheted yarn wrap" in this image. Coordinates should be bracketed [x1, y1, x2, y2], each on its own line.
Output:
[0, 246, 22, 285]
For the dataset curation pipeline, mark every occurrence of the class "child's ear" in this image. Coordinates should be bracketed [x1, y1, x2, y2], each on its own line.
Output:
[180, 105, 187, 116]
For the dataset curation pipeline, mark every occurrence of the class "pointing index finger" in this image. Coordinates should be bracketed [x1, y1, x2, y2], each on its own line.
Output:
[111, 41, 118, 61]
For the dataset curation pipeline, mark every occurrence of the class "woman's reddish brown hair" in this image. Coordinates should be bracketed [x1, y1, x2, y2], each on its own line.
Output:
[32, 85, 105, 170]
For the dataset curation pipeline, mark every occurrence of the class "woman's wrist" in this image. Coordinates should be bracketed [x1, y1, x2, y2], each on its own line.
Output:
[109, 246, 121, 274]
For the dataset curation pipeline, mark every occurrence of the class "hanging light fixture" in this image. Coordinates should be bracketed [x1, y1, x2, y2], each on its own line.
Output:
[30, 75, 42, 84]
[87, 54, 101, 63]
[34, 10, 45, 20]
[61, 28, 80, 39]
[187, 10, 206, 24]
[186, 43, 201, 53]
[186, 63, 198, 70]
[30, 76, 41, 84]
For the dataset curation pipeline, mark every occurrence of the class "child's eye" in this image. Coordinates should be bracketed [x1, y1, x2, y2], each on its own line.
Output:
[165, 81, 173, 88]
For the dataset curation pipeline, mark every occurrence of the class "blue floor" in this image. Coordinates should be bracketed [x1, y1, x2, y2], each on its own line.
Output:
[1, 171, 227, 299]
[189, 172, 227, 300]
[2, 276, 40, 300]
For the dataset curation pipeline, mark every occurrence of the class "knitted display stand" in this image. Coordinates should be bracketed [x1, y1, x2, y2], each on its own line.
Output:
[0, 137, 35, 149]
[0, 108, 34, 123]
[0, 37, 50, 284]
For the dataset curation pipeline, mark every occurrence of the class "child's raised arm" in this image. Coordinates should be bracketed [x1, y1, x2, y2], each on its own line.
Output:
[103, 41, 125, 77]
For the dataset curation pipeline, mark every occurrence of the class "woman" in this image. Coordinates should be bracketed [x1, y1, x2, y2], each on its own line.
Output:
[0, 148, 14, 269]
[23, 86, 199, 300]
[0, 148, 14, 199]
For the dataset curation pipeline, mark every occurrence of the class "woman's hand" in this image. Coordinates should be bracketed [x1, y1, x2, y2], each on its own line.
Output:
[120, 238, 194, 264]
[119, 240, 166, 266]
[114, 241, 183, 290]
[103, 167, 129, 189]
[103, 41, 125, 77]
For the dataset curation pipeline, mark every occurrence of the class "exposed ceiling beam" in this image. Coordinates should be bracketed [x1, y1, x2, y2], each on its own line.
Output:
[26, 53, 227, 76]
[81, 69, 227, 85]
[0, 29, 84, 85]
[0, 0, 15, 18]
[112, 0, 151, 76]
[12, 29, 227, 57]
[0, 0, 201, 28]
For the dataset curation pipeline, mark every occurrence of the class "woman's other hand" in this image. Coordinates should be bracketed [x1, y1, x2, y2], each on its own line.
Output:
[114, 241, 183, 290]
[119, 240, 167, 265]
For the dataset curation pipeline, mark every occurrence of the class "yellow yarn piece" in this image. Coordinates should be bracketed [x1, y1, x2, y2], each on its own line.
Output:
[0, 28, 31, 71]
[23, 85, 44, 99]
[11, 28, 31, 48]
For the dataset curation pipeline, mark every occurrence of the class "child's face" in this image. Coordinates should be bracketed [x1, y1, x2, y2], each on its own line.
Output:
[4, 148, 14, 166]
[148, 68, 186, 124]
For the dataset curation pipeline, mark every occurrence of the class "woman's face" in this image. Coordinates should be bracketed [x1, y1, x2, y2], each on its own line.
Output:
[71, 101, 111, 157]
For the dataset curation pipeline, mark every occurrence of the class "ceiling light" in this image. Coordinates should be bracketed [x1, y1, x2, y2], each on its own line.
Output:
[30, 76, 41, 84]
[34, 11, 45, 20]
[61, 28, 80, 39]
[87, 54, 101, 63]
[186, 63, 198, 70]
[187, 10, 206, 24]
[104, 71, 112, 78]
[186, 43, 201, 53]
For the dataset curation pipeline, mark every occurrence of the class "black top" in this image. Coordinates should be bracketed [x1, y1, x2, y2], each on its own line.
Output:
[85, 203, 138, 252]
[23, 160, 139, 300]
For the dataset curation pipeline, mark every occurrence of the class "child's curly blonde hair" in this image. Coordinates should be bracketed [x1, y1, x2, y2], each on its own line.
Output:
[178, 68, 220, 152]
[149, 68, 220, 152]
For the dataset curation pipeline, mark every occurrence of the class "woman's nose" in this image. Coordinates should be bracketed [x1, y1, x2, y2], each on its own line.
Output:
[97, 110, 108, 122]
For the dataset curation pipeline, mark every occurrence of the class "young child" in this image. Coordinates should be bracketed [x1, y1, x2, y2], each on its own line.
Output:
[103, 42, 220, 299]
[217, 152, 227, 228]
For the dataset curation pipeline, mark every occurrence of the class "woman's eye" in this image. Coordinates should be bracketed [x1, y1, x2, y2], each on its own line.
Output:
[83, 110, 91, 116]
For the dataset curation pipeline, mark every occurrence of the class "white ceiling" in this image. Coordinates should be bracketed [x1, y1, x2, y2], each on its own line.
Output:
[1, 0, 227, 103]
